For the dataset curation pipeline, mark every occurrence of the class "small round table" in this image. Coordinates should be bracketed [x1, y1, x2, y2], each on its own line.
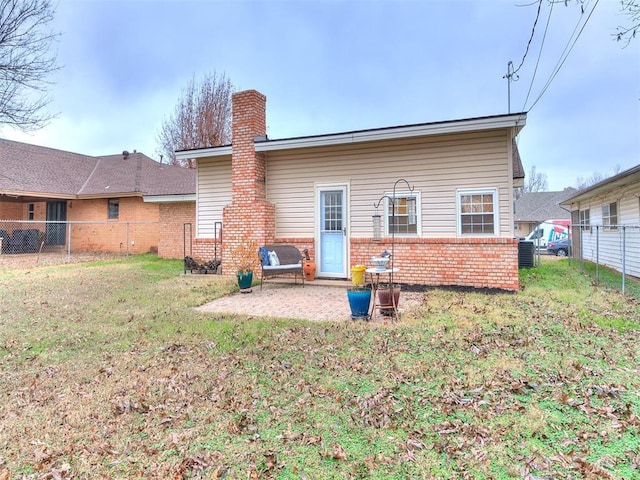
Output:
[365, 267, 400, 321]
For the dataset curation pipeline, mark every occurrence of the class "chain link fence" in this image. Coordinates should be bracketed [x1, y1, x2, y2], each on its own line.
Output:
[571, 224, 640, 295]
[0, 220, 159, 267]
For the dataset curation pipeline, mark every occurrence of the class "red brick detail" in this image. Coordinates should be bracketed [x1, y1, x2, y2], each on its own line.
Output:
[274, 238, 315, 259]
[158, 202, 196, 259]
[67, 197, 159, 254]
[231, 90, 267, 205]
[192, 238, 216, 263]
[351, 237, 519, 291]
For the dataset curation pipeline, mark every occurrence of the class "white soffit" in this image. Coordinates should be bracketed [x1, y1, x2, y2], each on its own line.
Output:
[175, 146, 231, 161]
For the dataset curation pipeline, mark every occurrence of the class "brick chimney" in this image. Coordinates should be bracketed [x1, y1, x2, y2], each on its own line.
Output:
[230, 90, 267, 204]
[223, 90, 276, 273]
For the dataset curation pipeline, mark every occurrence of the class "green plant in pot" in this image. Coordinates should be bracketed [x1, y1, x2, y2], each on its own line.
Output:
[230, 237, 260, 293]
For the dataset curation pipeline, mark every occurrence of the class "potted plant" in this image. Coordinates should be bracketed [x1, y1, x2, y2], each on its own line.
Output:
[302, 248, 316, 281]
[230, 237, 260, 293]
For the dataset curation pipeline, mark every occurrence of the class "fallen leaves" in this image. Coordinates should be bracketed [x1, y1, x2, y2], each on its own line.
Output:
[1, 259, 639, 478]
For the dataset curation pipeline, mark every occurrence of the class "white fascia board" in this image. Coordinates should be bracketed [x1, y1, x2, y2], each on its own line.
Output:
[143, 194, 196, 203]
[173, 114, 527, 157]
[256, 114, 527, 152]
[175, 146, 232, 161]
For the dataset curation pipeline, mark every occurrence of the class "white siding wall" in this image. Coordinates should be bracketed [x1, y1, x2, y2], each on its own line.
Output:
[265, 130, 514, 239]
[196, 156, 232, 237]
[573, 182, 640, 277]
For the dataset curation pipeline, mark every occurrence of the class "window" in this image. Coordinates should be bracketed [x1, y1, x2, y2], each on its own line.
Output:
[602, 202, 617, 230]
[385, 192, 420, 236]
[458, 189, 498, 235]
[579, 209, 590, 231]
[28, 203, 35, 220]
[108, 198, 119, 219]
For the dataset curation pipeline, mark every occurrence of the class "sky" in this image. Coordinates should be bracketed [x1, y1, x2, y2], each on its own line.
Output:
[2, 0, 639, 191]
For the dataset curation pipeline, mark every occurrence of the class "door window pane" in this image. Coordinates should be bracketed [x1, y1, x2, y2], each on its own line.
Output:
[323, 191, 342, 231]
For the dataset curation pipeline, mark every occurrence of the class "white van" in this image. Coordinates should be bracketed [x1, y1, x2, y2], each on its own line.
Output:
[524, 219, 570, 248]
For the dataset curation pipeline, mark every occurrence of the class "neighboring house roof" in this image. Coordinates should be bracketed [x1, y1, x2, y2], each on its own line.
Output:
[177, 112, 527, 179]
[514, 188, 577, 222]
[561, 163, 640, 206]
[512, 139, 524, 180]
[0, 138, 195, 200]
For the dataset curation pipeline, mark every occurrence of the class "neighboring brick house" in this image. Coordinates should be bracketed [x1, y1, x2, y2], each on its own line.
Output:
[177, 89, 527, 291]
[514, 188, 576, 238]
[0, 138, 195, 257]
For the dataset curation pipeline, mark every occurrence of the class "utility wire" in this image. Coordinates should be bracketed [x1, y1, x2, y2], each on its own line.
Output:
[527, 0, 600, 112]
[522, 0, 554, 111]
[513, 0, 544, 75]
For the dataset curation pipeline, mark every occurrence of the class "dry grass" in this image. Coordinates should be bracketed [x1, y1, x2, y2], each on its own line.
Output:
[0, 255, 638, 479]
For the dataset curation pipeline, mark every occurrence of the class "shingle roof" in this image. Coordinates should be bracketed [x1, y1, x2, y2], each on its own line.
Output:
[512, 139, 524, 180]
[514, 188, 577, 222]
[0, 138, 97, 196]
[0, 138, 195, 198]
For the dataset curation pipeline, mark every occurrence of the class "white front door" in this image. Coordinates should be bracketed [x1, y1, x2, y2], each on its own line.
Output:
[317, 185, 348, 278]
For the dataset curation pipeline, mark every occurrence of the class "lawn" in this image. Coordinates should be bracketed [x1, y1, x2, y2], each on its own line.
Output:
[0, 254, 638, 479]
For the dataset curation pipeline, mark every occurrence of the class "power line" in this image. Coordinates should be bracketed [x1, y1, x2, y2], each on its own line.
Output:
[504, 0, 542, 112]
[522, 0, 554, 111]
[527, 0, 600, 112]
[513, 0, 544, 75]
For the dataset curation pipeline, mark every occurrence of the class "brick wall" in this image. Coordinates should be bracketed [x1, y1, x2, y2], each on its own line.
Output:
[351, 237, 519, 291]
[69, 197, 159, 254]
[0, 202, 26, 220]
[158, 202, 196, 259]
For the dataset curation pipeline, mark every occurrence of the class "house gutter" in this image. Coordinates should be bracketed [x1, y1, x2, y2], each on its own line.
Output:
[143, 194, 196, 203]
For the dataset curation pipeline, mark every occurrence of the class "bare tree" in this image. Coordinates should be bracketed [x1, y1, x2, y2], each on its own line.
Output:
[552, 0, 639, 45]
[525, 165, 548, 192]
[515, 165, 547, 200]
[575, 164, 622, 190]
[157, 72, 233, 168]
[0, 0, 59, 130]
[614, 0, 640, 45]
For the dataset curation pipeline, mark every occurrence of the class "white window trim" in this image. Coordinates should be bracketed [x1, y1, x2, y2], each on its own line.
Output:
[456, 188, 499, 237]
[602, 201, 618, 230]
[383, 190, 422, 237]
[579, 208, 590, 231]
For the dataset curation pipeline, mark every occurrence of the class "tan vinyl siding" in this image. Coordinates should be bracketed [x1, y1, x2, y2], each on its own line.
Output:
[196, 156, 232, 237]
[266, 130, 513, 238]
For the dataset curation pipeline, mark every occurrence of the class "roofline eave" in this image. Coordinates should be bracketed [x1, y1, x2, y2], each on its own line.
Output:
[0, 191, 76, 200]
[175, 113, 527, 160]
[143, 194, 196, 203]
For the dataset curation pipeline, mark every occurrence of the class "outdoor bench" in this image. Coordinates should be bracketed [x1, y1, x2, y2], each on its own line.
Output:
[260, 245, 304, 290]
